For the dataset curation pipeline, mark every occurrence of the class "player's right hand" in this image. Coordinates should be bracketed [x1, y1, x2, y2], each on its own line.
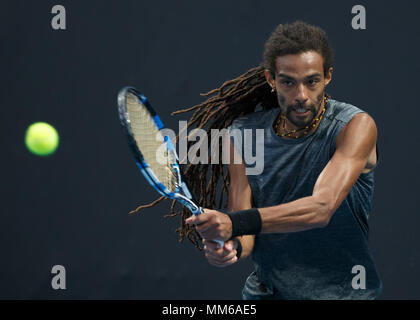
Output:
[202, 239, 239, 268]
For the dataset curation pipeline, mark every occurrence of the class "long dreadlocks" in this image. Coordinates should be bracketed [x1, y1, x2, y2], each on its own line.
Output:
[129, 21, 334, 250]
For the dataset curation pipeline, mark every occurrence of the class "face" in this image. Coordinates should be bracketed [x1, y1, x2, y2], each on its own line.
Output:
[265, 51, 332, 129]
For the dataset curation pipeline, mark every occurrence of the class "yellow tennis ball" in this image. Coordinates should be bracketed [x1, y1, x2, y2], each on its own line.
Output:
[25, 122, 59, 156]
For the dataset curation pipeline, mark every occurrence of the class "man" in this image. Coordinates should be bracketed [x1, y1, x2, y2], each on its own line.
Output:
[185, 21, 382, 299]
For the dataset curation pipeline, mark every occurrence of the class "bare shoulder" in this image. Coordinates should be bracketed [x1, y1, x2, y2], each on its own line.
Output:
[336, 112, 378, 172]
[353, 112, 377, 126]
[336, 112, 377, 147]
[345, 112, 377, 132]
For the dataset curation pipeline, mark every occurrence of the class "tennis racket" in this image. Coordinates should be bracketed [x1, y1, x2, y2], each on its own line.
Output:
[117, 86, 224, 247]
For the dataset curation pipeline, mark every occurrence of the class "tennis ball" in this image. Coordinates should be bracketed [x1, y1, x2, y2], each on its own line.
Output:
[25, 122, 59, 156]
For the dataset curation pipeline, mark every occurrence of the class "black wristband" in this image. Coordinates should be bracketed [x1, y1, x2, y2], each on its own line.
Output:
[235, 238, 243, 259]
[227, 208, 262, 238]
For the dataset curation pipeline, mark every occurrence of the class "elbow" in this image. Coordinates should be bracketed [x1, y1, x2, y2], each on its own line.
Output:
[311, 195, 334, 228]
[310, 213, 330, 229]
[318, 214, 331, 228]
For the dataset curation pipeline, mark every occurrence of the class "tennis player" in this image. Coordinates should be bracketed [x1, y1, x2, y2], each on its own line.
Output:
[186, 21, 382, 300]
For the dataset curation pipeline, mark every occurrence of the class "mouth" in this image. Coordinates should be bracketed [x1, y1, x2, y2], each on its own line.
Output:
[292, 107, 310, 117]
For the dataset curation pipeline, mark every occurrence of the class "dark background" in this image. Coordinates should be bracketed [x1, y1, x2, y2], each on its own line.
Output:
[0, 0, 418, 299]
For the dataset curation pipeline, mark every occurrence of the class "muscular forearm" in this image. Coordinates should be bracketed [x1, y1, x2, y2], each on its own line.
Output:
[259, 195, 331, 233]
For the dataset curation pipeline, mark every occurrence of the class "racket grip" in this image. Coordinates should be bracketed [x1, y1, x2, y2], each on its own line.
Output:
[214, 239, 225, 247]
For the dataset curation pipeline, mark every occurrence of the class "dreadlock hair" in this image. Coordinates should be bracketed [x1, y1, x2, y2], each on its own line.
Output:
[129, 21, 334, 250]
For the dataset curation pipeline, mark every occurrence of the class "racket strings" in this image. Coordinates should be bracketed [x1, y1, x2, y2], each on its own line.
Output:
[126, 93, 178, 192]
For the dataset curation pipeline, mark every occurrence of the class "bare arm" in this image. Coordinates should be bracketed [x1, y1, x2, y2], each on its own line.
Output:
[227, 139, 255, 259]
[259, 113, 378, 233]
[196, 138, 255, 266]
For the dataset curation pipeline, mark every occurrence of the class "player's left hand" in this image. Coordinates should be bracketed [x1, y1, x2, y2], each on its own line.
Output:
[186, 209, 232, 242]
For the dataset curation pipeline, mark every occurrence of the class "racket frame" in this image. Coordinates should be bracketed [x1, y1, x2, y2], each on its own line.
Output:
[117, 86, 201, 215]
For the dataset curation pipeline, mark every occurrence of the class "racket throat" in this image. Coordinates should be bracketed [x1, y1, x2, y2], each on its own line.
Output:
[179, 195, 202, 215]
[180, 182, 192, 199]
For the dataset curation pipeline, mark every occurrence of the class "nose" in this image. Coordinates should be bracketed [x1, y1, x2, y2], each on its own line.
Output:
[295, 83, 308, 105]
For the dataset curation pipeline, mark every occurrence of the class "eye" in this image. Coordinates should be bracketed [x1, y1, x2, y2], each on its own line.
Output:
[281, 80, 294, 87]
[308, 78, 320, 86]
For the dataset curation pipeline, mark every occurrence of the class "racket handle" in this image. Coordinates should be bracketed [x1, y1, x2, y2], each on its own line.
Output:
[214, 239, 225, 247]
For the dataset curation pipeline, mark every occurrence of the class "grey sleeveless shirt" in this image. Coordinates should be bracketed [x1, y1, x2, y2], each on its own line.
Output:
[229, 99, 382, 300]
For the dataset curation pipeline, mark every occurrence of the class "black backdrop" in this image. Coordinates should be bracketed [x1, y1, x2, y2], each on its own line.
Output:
[1, 0, 419, 299]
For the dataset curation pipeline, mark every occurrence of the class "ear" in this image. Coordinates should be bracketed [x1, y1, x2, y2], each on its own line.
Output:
[324, 67, 333, 86]
[264, 69, 275, 87]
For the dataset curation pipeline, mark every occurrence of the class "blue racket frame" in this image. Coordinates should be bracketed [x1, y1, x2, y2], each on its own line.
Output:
[117, 86, 202, 216]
